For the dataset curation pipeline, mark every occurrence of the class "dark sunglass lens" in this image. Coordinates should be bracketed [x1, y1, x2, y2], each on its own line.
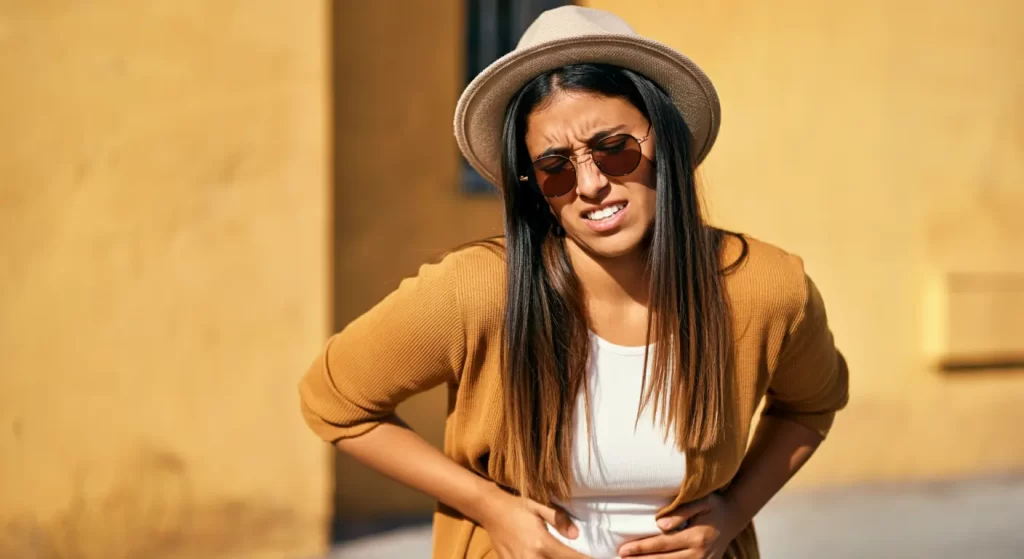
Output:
[541, 169, 576, 197]
[594, 135, 642, 176]
[534, 157, 576, 197]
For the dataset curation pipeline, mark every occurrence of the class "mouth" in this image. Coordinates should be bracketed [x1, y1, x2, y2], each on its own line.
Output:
[582, 202, 628, 222]
[580, 201, 629, 233]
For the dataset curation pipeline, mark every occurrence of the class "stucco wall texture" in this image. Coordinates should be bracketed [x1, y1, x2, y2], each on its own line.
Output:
[1, 2, 332, 558]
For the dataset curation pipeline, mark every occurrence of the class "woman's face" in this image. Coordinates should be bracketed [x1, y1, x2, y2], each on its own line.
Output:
[523, 91, 656, 260]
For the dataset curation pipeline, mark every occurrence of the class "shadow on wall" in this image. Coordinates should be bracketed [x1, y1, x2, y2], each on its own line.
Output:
[1, 446, 303, 559]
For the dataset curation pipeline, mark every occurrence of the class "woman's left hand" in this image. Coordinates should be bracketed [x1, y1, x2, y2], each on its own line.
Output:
[617, 493, 747, 558]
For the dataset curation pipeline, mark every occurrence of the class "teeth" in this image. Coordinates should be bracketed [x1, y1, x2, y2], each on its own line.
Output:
[585, 203, 626, 221]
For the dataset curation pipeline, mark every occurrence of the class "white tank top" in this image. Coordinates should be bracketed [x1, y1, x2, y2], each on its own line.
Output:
[546, 333, 687, 559]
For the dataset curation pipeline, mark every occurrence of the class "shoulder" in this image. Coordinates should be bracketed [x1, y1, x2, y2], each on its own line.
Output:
[438, 237, 506, 281]
[720, 233, 812, 329]
[433, 238, 506, 300]
[410, 237, 505, 288]
[432, 237, 507, 332]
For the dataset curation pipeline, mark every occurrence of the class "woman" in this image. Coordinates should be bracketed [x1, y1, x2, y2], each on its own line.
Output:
[299, 6, 848, 559]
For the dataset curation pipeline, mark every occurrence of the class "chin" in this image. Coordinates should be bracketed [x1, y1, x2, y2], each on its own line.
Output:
[572, 228, 648, 259]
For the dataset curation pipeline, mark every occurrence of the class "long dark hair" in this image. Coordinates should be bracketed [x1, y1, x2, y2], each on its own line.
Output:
[497, 63, 746, 503]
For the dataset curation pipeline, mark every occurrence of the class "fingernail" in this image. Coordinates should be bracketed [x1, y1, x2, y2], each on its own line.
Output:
[658, 518, 672, 529]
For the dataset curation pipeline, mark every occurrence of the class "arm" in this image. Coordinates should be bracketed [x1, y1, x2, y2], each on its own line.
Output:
[298, 252, 584, 559]
[298, 255, 498, 517]
[720, 415, 822, 527]
[723, 272, 850, 523]
[332, 415, 501, 525]
[620, 418, 825, 558]
[620, 272, 849, 558]
[334, 416, 584, 558]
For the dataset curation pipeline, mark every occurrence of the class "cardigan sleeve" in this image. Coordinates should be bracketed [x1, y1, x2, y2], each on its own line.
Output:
[761, 273, 850, 438]
[298, 255, 467, 443]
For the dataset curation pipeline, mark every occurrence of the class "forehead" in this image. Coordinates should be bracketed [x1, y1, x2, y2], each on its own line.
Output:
[524, 91, 645, 151]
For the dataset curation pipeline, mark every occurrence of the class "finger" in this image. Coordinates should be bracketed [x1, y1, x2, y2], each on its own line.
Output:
[618, 531, 692, 557]
[525, 500, 579, 540]
[657, 498, 712, 532]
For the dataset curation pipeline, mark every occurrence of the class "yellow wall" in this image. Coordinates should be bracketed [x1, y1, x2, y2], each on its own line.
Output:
[0, 3, 331, 558]
[584, 0, 1024, 485]
[330, 2, 503, 517]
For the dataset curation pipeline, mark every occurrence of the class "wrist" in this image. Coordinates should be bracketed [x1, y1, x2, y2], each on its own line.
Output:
[720, 489, 754, 536]
[464, 477, 510, 527]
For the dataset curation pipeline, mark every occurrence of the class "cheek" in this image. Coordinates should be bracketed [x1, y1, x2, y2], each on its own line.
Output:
[639, 157, 657, 185]
[632, 182, 658, 224]
[636, 193, 657, 223]
[637, 166, 657, 213]
[547, 198, 574, 221]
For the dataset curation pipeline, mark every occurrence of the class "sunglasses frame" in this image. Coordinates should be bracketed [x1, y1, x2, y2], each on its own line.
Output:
[519, 124, 653, 198]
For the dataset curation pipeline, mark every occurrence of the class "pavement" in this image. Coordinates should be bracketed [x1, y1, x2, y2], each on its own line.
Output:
[325, 475, 1024, 558]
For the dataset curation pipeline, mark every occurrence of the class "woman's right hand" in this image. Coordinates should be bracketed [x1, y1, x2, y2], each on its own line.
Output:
[478, 488, 589, 559]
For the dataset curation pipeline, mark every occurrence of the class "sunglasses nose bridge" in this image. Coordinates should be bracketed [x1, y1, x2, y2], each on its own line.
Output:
[574, 153, 610, 195]
[572, 151, 594, 166]
[570, 150, 601, 178]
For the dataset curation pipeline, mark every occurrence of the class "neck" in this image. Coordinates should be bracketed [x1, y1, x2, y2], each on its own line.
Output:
[566, 239, 651, 310]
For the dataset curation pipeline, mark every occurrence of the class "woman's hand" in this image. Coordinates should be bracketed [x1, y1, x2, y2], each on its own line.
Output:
[617, 493, 747, 558]
[477, 487, 589, 559]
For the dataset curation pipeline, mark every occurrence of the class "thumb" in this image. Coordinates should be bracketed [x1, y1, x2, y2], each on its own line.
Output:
[657, 497, 712, 532]
[526, 499, 579, 540]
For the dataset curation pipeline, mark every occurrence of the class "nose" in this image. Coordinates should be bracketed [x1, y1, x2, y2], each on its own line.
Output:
[574, 155, 609, 198]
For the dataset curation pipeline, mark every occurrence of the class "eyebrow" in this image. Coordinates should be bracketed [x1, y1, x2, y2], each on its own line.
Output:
[535, 125, 629, 159]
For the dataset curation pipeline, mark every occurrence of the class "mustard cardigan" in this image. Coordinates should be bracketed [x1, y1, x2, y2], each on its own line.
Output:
[299, 235, 849, 558]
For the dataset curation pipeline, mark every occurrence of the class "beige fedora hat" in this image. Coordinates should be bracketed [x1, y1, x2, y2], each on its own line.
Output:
[454, 5, 721, 187]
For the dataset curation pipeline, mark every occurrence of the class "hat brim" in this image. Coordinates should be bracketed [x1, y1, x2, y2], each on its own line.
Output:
[454, 34, 721, 187]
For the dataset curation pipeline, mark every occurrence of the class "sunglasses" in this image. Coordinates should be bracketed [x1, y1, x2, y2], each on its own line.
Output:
[519, 125, 652, 198]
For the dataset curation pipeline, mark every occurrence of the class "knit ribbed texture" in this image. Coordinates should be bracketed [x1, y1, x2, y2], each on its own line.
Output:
[298, 235, 849, 559]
